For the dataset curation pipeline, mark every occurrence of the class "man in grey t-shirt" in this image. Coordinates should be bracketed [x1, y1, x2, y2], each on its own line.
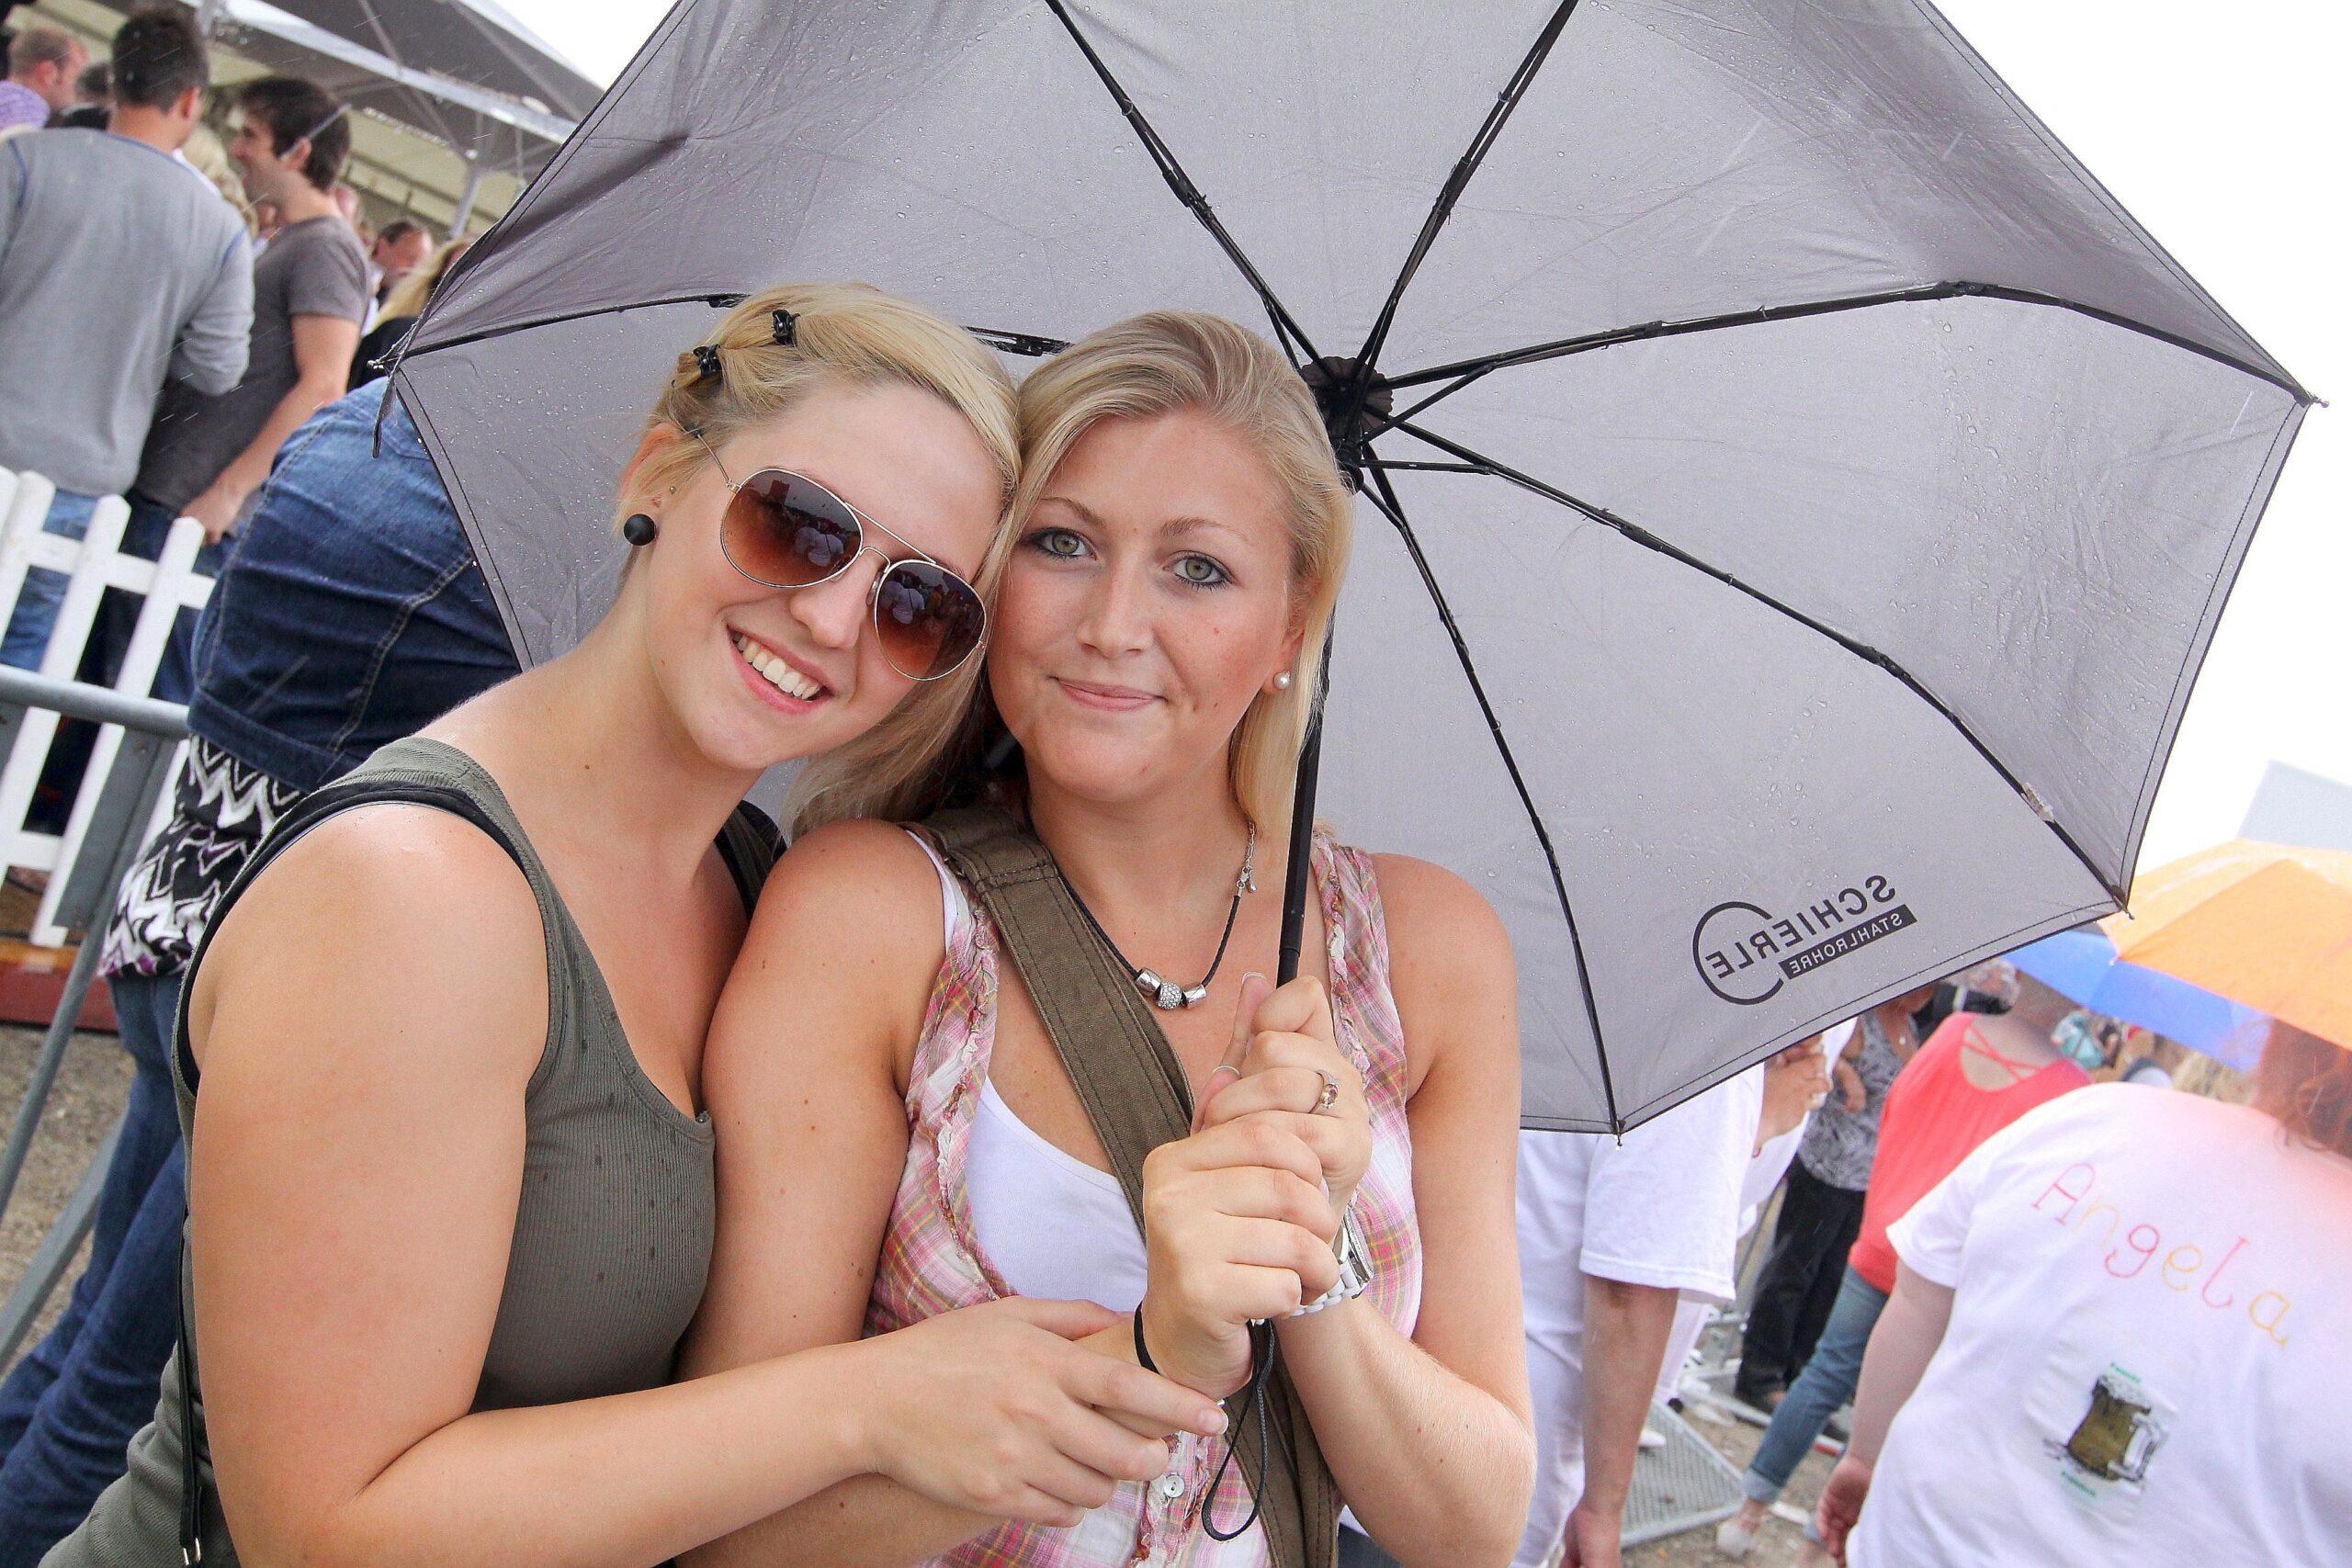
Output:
[0, 10, 252, 671]
[132, 74, 368, 546]
[114, 74, 368, 701]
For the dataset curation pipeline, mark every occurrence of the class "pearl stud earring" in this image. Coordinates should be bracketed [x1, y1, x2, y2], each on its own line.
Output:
[1273, 671, 1294, 690]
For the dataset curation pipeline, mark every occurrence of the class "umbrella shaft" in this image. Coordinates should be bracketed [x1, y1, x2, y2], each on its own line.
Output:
[1277, 715, 1324, 987]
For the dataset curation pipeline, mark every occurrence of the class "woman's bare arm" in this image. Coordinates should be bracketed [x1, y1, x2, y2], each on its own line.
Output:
[1815, 1265, 1955, 1560]
[682, 822, 1225, 1568]
[1268, 855, 1534, 1568]
[187, 808, 881, 1568]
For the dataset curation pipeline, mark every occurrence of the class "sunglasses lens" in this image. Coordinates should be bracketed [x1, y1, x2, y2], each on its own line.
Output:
[875, 559, 987, 680]
[724, 470, 860, 587]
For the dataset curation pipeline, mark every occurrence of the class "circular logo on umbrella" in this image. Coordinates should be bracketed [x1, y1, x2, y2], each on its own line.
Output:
[1693, 901, 1787, 1005]
[1693, 879, 1914, 1006]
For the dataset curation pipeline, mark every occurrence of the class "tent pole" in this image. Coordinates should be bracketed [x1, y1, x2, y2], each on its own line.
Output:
[449, 156, 484, 239]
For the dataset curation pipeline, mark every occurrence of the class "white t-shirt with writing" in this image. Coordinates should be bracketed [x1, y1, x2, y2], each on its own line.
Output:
[1854, 1084, 2352, 1568]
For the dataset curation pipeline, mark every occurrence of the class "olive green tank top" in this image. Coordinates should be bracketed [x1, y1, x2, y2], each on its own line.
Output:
[47, 738, 777, 1566]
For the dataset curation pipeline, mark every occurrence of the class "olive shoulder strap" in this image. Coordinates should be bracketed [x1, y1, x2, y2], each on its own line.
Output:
[923, 804, 1340, 1568]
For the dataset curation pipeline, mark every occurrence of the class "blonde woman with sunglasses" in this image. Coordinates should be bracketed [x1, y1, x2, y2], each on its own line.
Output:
[52, 284, 1225, 1568]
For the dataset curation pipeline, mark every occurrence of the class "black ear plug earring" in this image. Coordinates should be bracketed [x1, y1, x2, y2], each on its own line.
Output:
[621, 513, 659, 547]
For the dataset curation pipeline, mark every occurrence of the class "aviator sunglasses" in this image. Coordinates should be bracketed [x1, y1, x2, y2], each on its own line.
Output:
[693, 430, 988, 682]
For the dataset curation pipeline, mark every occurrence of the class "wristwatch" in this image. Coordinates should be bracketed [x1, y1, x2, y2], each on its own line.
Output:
[1288, 1206, 1373, 1316]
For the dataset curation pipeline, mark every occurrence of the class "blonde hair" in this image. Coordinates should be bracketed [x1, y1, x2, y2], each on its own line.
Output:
[380, 236, 469, 321]
[180, 124, 256, 234]
[624, 282, 1019, 836]
[1010, 311, 1352, 834]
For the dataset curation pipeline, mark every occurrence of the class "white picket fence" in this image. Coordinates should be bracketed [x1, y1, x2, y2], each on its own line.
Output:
[0, 468, 211, 948]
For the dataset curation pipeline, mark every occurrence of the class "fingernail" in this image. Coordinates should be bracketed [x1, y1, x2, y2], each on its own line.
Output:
[1203, 1406, 1228, 1434]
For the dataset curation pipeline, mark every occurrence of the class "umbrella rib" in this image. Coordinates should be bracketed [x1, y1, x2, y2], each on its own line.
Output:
[967, 328, 1071, 359]
[1359, 462, 1624, 1134]
[1041, 0, 1320, 368]
[400, 292, 1065, 371]
[398, 291, 756, 363]
[1382, 281, 2314, 417]
[1368, 423, 2127, 906]
[1354, 0, 1583, 378]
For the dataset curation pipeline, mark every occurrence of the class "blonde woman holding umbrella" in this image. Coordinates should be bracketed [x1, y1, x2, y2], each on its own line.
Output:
[688, 310, 1533, 1568]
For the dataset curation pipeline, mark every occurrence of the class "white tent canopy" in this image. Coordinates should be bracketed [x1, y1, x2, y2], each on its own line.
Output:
[28, 0, 579, 231]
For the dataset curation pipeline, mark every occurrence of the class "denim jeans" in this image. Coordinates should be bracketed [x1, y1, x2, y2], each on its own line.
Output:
[0, 488, 103, 671]
[0, 970, 187, 1567]
[183, 389, 517, 791]
[1740, 1266, 1889, 1506]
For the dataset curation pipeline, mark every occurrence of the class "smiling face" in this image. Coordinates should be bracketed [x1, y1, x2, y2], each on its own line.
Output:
[628, 379, 1005, 777]
[227, 116, 297, 206]
[991, 407, 1304, 810]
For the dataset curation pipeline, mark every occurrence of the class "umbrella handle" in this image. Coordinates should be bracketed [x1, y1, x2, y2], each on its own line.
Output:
[1275, 638, 1333, 986]
[1274, 718, 1323, 985]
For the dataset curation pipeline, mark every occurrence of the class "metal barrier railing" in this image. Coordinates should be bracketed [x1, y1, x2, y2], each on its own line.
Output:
[0, 665, 187, 1364]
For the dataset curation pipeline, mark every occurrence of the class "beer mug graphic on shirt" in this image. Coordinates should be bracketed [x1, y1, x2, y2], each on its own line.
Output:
[2055, 1370, 2168, 1484]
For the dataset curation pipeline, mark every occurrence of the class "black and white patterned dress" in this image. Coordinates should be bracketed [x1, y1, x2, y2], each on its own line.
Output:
[99, 738, 302, 978]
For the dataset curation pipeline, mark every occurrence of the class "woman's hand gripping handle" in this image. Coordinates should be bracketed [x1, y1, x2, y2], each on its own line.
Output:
[1134, 975, 1363, 1398]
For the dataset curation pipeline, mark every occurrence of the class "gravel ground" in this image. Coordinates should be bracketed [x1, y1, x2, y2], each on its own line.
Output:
[1629, 1402, 1837, 1566]
[0, 1018, 131, 1371]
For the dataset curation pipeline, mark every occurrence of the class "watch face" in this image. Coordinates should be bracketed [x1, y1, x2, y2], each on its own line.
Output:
[1336, 1211, 1373, 1294]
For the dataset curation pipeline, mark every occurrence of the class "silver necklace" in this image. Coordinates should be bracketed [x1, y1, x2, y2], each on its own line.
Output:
[1057, 824, 1259, 1010]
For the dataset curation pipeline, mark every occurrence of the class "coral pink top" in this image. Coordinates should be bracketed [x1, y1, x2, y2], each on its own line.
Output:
[1847, 1013, 2091, 1292]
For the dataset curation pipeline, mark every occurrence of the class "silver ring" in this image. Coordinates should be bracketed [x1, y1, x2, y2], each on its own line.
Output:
[1315, 1070, 1340, 1113]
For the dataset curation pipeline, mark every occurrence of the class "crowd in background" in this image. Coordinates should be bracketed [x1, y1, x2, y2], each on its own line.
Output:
[0, 9, 467, 693]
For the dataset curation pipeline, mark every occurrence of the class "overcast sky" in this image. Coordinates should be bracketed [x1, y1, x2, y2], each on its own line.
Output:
[503, 0, 2345, 874]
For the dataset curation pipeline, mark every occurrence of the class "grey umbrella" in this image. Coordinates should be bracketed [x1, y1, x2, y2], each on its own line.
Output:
[392, 0, 2312, 1132]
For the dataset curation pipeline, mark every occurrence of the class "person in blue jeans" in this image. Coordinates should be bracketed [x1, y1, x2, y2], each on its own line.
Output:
[0, 388, 518, 1565]
[1718, 1267, 1888, 1562]
[0, 491, 106, 671]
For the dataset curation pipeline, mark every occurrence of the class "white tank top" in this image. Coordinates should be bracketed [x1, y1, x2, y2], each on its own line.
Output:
[913, 834, 1151, 1312]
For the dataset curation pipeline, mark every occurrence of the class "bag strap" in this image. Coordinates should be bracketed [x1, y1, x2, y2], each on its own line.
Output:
[924, 805, 1340, 1568]
[175, 775, 533, 1563]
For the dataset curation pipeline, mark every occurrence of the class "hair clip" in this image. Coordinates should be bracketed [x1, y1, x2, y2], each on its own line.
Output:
[693, 344, 722, 380]
[772, 308, 798, 346]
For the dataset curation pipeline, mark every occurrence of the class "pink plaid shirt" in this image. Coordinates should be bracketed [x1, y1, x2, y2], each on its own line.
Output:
[868, 830, 1424, 1567]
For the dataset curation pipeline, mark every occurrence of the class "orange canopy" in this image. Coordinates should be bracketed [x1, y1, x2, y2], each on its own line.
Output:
[2103, 840, 2352, 1051]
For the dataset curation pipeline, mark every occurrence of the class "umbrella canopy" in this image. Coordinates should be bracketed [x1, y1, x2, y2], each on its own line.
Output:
[2010, 929, 2268, 1070]
[394, 0, 2312, 1132]
[2106, 840, 2352, 1052]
